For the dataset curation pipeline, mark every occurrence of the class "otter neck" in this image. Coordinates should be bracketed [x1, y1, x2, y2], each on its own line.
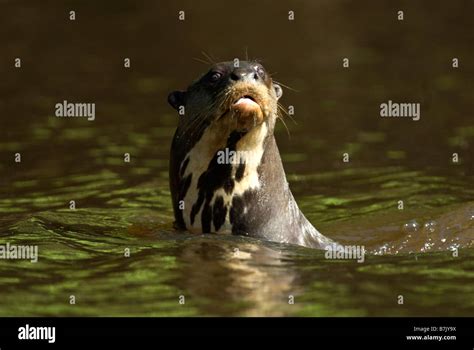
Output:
[176, 121, 270, 234]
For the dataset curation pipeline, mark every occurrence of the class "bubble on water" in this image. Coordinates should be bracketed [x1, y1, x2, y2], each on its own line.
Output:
[421, 241, 434, 252]
[450, 243, 460, 250]
[441, 238, 447, 243]
[402, 220, 420, 233]
[376, 243, 390, 255]
[423, 220, 437, 233]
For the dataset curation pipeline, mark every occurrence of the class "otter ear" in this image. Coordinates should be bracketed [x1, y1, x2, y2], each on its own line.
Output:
[168, 90, 187, 110]
[274, 84, 283, 100]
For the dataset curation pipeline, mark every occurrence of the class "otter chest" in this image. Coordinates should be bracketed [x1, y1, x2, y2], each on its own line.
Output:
[177, 123, 268, 234]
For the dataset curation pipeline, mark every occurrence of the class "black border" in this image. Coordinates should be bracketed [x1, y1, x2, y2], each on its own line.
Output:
[0, 317, 472, 346]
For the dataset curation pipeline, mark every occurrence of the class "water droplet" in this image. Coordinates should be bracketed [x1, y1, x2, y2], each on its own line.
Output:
[377, 244, 389, 255]
[423, 242, 434, 251]
[402, 220, 420, 233]
[423, 220, 437, 233]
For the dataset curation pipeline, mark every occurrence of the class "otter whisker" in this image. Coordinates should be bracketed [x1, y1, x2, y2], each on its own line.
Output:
[180, 97, 223, 137]
[277, 103, 297, 125]
[193, 57, 211, 65]
[180, 110, 211, 137]
[272, 79, 298, 93]
[201, 51, 216, 65]
[277, 114, 291, 138]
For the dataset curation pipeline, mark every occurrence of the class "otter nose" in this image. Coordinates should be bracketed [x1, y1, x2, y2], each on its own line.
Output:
[230, 67, 259, 82]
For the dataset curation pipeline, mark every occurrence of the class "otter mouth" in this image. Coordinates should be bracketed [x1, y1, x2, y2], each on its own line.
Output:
[232, 95, 259, 107]
[231, 94, 264, 131]
[215, 80, 271, 132]
[225, 92, 264, 132]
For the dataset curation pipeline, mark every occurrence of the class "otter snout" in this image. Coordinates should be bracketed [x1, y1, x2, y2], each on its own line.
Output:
[230, 66, 263, 83]
[226, 66, 267, 131]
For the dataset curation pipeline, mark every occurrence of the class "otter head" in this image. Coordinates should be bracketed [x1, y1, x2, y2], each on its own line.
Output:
[168, 61, 283, 136]
[168, 61, 285, 234]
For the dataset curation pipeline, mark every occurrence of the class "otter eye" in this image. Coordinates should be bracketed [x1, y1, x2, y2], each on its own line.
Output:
[210, 71, 223, 82]
[256, 66, 265, 78]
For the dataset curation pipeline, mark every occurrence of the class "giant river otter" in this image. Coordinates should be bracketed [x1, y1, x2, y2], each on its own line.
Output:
[168, 60, 335, 249]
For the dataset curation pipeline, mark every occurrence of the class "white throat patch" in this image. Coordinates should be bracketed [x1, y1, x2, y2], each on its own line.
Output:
[180, 122, 268, 234]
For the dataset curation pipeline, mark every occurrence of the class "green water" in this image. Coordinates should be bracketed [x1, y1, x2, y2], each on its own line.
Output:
[1, 1, 473, 316]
